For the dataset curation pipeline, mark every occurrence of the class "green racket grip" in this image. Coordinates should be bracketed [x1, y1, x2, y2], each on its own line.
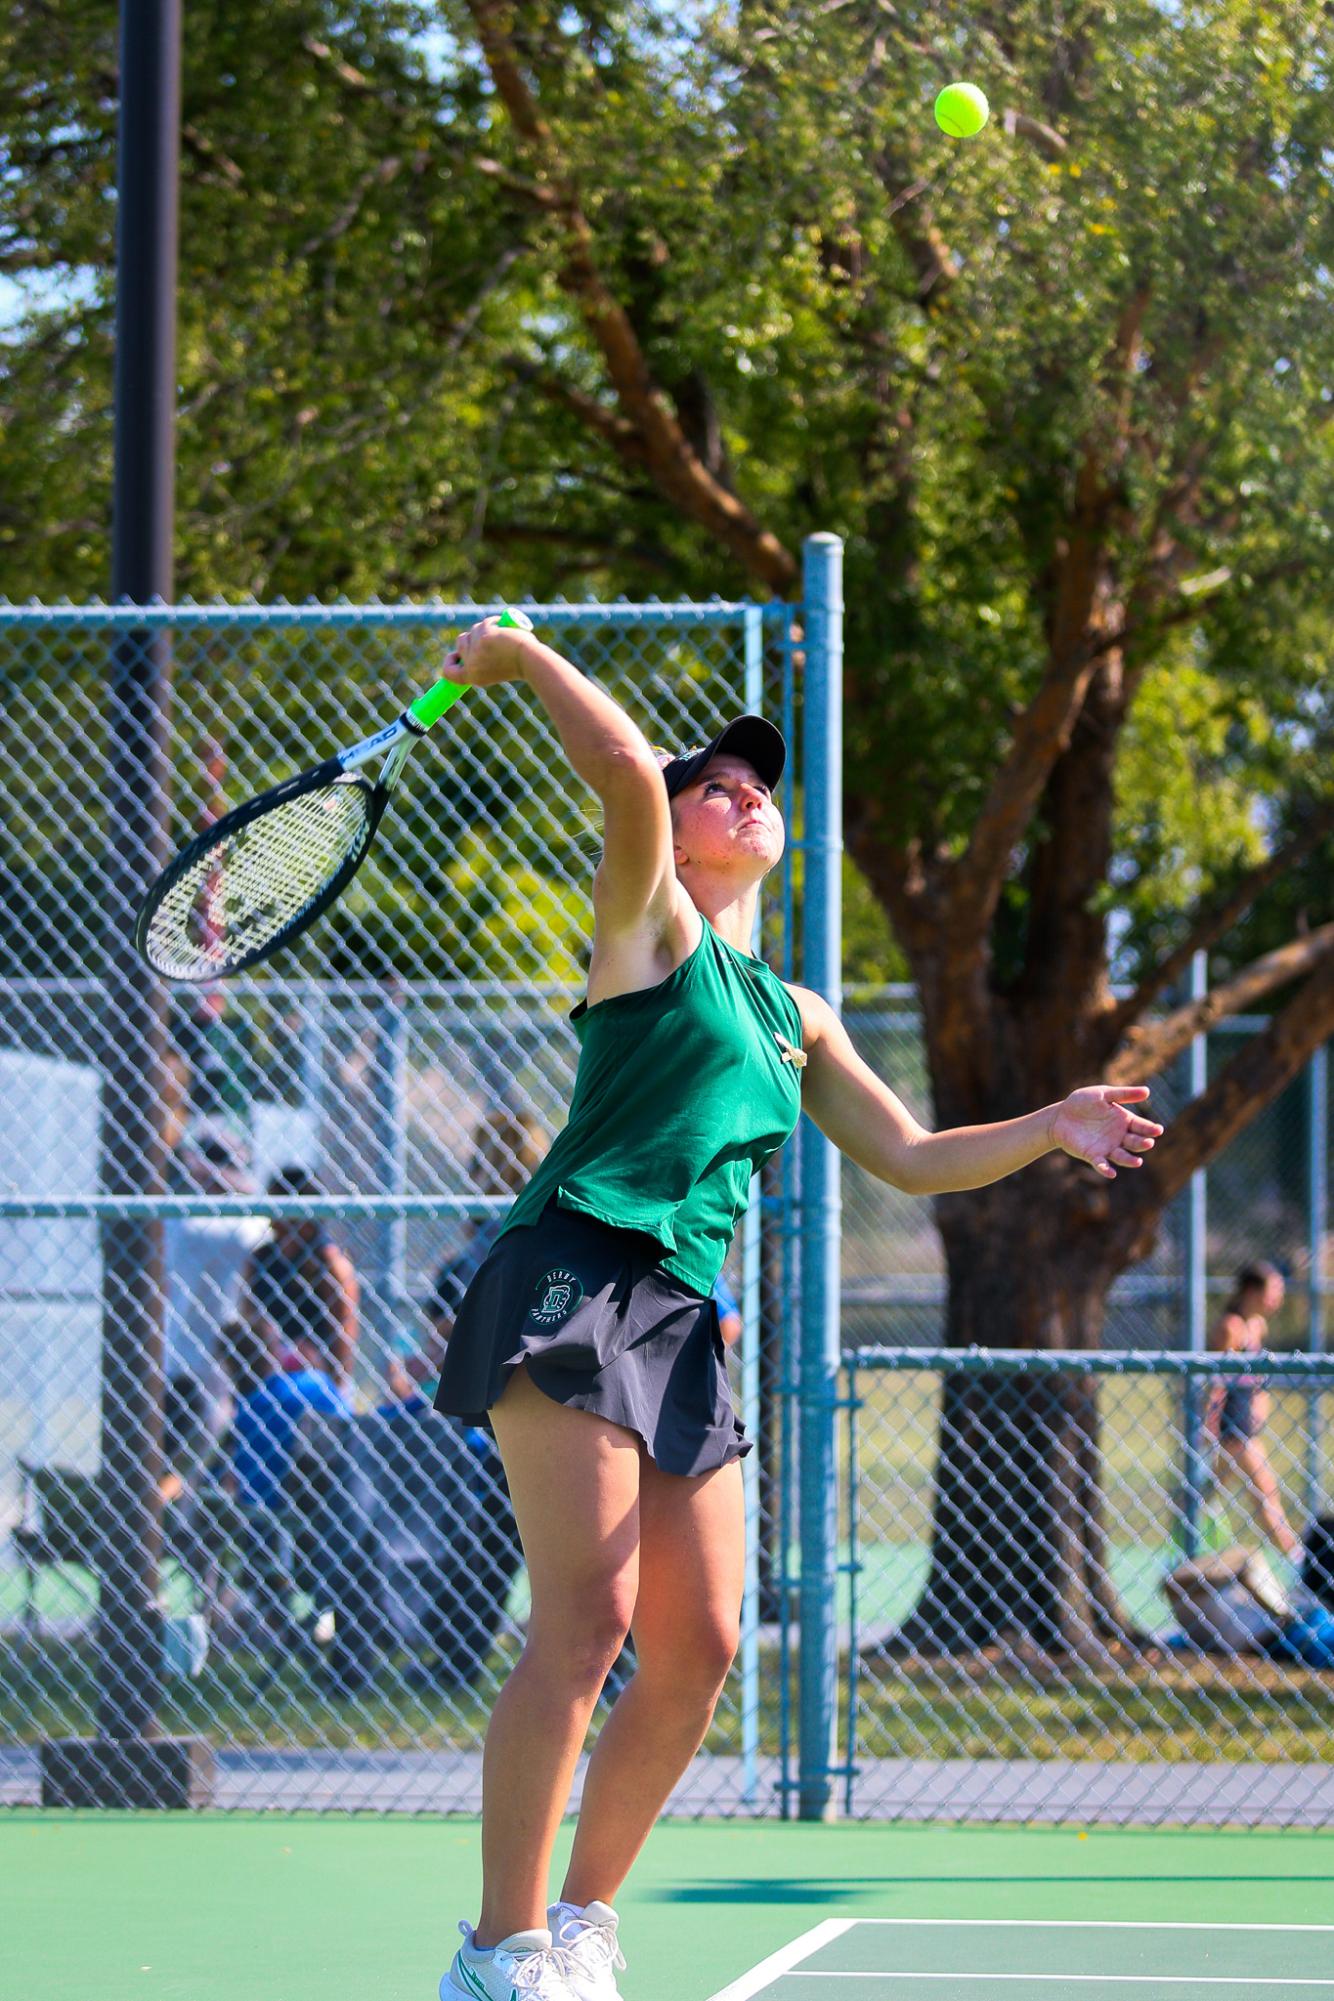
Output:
[408, 609, 534, 731]
[408, 679, 468, 730]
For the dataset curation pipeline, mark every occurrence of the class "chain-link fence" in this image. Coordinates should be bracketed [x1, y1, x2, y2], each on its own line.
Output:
[4, 586, 1334, 1825]
[837, 1349, 1334, 1827]
[0, 595, 799, 1813]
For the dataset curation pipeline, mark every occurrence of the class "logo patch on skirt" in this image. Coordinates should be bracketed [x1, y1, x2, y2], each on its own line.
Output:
[530, 1267, 585, 1327]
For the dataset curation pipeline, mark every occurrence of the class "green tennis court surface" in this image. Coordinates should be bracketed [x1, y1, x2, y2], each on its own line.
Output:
[3, 1818, 1332, 2000]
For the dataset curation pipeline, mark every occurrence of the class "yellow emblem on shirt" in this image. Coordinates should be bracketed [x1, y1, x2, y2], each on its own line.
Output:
[774, 1033, 808, 1070]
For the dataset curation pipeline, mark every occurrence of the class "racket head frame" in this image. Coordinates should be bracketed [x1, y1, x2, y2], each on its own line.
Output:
[133, 750, 394, 982]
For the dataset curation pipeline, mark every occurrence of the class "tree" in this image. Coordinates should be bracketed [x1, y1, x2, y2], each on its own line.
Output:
[5, 0, 1334, 1653]
[0, 0, 530, 600]
[438, 0, 1334, 1652]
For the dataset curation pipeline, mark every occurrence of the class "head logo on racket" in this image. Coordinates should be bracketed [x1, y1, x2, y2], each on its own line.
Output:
[530, 1269, 584, 1328]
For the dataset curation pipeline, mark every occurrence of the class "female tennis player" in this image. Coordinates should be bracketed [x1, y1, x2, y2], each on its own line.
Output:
[433, 618, 1163, 2001]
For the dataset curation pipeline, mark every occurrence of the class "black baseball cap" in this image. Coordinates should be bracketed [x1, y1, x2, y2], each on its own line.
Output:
[657, 716, 786, 801]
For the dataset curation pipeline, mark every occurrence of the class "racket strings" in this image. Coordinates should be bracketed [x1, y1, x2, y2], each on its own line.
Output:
[143, 780, 374, 980]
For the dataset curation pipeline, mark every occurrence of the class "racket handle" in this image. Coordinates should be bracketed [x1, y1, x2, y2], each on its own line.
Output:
[408, 609, 534, 730]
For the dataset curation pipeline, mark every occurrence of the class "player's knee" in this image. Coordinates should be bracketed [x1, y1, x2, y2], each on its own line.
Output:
[565, 1622, 635, 1695]
[696, 1616, 741, 1688]
[642, 1614, 739, 1694]
[528, 1593, 634, 1693]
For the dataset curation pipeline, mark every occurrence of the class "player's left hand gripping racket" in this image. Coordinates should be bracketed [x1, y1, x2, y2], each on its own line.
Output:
[134, 609, 533, 983]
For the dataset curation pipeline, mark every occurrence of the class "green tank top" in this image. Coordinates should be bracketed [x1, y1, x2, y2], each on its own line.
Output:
[501, 919, 806, 1295]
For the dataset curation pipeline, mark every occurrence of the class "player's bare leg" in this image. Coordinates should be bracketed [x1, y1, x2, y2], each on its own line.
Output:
[475, 1366, 643, 1949]
[560, 1454, 745, 1908]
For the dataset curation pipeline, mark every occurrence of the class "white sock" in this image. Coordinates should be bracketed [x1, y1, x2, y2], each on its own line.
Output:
[465, 1926, 550, 1959]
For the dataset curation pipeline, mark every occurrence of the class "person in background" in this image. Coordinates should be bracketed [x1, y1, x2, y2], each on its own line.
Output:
[241, 1165, 361, 1388]
[383, 1331, 430, 1413]
[370, 1332, 481, 1683]
[1207, 1260, 1304, 1562]
[417, 1108, 549, 1387]
[179, 1314, 279, 1640]
[229, 1328, 351, 1509]
[411, 1107, 549, 1691]
[217, 1314, 276, 1409]
[162, 1122, 271, 1502]
[712, 1273, 743, 1350]
[227, 1326, 355, 1656]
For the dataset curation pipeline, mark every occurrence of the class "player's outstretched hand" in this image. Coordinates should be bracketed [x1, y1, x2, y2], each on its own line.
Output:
[1051, 1085, 1163, 1181]
[445, 615, 538, 687]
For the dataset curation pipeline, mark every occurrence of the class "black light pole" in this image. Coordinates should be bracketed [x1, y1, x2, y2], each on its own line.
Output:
[101, 0, 180, 1746]
[113, 0, 181, 604]
[43, 0, 212, 1807]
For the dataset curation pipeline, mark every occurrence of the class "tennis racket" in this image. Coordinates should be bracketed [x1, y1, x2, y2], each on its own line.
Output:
[134, 609, 533, 983]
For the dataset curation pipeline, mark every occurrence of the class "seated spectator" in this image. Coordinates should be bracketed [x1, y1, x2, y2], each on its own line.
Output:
[241, 1166, 360, 1388]
[415, 1107, 548, 1385]
[168, 1316, 275, 1633]
[217, 1314, 276, 1409]
[225, 1329, 355, 1660]
[231, 1330, 354, 1512]
[359, 1358, 480, 1676]
[162, 1122, 270, 1502]
[380, 1332, 432, 1416]
[407, 1105, 547, 1690]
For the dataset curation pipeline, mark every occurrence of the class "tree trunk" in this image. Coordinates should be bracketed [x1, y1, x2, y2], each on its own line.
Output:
[896, 1164, 1134, 1657]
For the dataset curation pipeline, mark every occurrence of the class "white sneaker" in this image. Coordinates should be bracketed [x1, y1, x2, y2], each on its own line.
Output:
[547, 1902, 626, 1999]
[442, 1922, 583, 1999]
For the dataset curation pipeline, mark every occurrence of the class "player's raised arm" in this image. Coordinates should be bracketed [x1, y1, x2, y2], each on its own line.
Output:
[446, 617, 677, 931]
[791, 986, 1163, 1191]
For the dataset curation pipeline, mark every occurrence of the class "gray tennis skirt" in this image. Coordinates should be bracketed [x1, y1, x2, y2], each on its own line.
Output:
[431, 1204, 749, 1477]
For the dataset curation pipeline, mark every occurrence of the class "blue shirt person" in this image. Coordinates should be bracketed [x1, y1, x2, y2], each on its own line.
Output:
[231, 1337, 353, 1510]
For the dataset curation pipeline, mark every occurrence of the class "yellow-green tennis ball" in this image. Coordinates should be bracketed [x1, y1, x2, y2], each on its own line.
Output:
[934, 82, 990, 138]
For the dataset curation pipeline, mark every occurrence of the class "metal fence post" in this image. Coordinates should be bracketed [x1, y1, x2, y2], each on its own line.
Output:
[770, 604, 801, 1805]
[798, 533, 843, 1820]
[740, 603, 765, 1806]
[1182, 951, 1209, 1557]
[1308, 1044, 1328, 1526]
[371, 985, 409, 1371]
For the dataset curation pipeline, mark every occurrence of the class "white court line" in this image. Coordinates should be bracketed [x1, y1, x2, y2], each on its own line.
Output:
[706, 1920, 856, 2000]
[706, 1916, 1334, 1998]
[782, 1978, 1334, 1989]
[846, 1921, 1334, 1934]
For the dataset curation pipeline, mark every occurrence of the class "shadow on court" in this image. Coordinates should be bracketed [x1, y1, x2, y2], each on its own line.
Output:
[661, 1869, 1334, 1903]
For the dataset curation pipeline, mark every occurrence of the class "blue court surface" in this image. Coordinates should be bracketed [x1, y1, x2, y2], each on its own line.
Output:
[707, 1920, 1334, 1999]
